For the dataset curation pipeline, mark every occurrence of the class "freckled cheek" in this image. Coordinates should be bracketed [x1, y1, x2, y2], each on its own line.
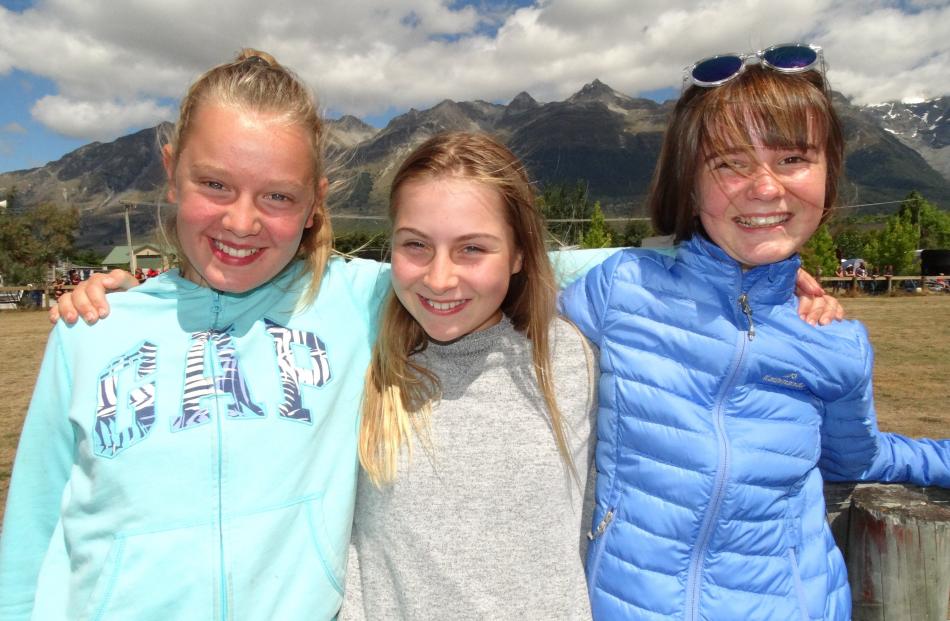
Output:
[270, 218, 308, 244]
[175, 208, 209, 239]
[176, 200, 222, 229]
[390, 259, 418, 295]
[697, 180, 733, 216]
[481, 270, 513, 300]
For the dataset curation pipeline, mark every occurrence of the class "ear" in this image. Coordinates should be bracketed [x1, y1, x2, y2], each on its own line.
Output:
[161, 144, 177, 204]
[511, 250, 524, 275]
[305, 177, 329, 229]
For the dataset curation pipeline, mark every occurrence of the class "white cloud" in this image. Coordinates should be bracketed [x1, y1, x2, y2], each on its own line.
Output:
[0, 0, 947, 141]
[31, 96, 175, 141]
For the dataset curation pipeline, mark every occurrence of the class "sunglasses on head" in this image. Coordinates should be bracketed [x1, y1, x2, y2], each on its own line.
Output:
[685, 43, 823, 88]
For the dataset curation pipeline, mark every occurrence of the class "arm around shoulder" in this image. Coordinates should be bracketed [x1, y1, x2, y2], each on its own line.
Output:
[558, 248, 627, 345]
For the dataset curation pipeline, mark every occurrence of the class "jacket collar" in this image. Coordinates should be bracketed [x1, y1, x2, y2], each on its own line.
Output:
[678, 235, 801, 306]
[139, 262, 306, 333]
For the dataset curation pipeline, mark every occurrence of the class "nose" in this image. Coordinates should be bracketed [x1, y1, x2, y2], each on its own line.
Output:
[222, 195, 262, 237]
[748, 165, 784, 201]
[422, 252, 458, 293]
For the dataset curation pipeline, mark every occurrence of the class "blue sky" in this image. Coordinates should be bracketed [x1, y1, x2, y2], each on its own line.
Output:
[2, 0, 948, 174]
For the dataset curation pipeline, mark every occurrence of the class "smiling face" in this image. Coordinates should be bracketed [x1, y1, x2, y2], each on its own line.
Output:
[697, 141, 827, 268]
[166, 103, 324, 293]
[390, 176, 523, 343]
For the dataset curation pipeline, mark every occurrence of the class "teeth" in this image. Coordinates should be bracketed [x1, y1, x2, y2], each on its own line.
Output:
[736, 214, 790, 228]
[424, 298, 465, 311]
[214, 240, 260, 258]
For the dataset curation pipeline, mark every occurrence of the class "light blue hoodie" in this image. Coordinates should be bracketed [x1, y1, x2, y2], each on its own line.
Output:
[0, 257, 389, 621]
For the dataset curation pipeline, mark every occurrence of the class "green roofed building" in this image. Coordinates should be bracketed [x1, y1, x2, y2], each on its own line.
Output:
[101, 244, 173, 271]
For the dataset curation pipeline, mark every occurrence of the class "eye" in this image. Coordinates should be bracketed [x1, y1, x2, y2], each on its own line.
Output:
[461, 245, 485, 255]
[779, 154, 808, 165]
[710, 159, 744, 175]
[264, 192, 292, 203]
[204, 180, 226, 191]
[402, 240, 427, 251]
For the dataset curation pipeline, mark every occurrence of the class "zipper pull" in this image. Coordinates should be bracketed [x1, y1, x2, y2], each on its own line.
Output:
[588, 509, 615, 541]
[738, 293, 755, 341]
[210, 291, 222, 329]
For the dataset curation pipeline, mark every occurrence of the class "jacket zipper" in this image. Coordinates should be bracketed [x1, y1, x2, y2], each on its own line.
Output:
[684, 325, 748, 621]
[588, 509, 614, 541]
[209, 292, 230, 621]
[586, 508, 615, 590]
[738, 292, 755, 340]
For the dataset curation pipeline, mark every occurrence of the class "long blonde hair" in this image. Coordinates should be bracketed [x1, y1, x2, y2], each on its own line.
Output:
[162, 48, 333, 301]
[359, 131, 576, 486]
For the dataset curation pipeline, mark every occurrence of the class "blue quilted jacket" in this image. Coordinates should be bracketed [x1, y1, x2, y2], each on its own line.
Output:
[560, 236, 950, 621]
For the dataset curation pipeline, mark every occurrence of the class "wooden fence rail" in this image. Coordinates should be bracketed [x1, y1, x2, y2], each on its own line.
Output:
[825, 483, 950, 621]
[0, 284, 75, 310]
[819, 275, 936, 294]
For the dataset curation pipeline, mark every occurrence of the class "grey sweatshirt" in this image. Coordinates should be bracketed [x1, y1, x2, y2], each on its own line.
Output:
[339, 317, 598, 620]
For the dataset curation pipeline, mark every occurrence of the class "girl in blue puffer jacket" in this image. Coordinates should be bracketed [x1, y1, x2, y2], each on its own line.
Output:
[561, 43, 950, 621]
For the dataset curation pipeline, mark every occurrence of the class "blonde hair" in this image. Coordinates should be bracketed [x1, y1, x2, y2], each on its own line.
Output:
[359, 131, 577, 486]
[162, 48, 332, 301]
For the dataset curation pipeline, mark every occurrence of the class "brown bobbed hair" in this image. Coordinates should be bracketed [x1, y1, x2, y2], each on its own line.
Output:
[649, 64, 844, 242]
[359, 131, 578, 486]
[161, 48, 332, 301]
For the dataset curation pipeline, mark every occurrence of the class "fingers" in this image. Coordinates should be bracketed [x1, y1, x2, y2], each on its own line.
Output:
[51, 269, 135, 326]
[799, 293, 846, 326]
[797, 295, 816, 325]
[795, 268, 825, 297]
[820, 295, 846, 324]
[53, 289, 81, 325]
[48, 303, 62, 325]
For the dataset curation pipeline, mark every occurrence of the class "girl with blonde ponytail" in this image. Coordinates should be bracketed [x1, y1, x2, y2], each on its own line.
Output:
[1, 49, 390, 621]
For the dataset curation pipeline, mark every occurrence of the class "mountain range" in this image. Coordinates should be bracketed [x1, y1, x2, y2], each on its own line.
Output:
[1, 80, 948, 252]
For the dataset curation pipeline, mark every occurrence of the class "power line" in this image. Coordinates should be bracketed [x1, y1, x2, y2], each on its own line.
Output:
[835, 199, 909, 210]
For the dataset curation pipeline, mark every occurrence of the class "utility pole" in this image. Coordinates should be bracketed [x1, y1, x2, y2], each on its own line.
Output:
[119, 200, 169, 272]
[122, 201, 137, 272]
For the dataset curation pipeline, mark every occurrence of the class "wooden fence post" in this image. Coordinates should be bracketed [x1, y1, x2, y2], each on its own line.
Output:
[829, 484, 950, 621]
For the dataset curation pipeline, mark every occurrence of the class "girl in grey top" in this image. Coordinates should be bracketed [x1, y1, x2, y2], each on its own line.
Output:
[340, 132, 598, 620]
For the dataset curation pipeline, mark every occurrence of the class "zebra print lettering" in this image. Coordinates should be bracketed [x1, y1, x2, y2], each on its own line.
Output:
[265, 319, 331, 423]
[94, 342, 158, 458]
[173, 327, 265, 431]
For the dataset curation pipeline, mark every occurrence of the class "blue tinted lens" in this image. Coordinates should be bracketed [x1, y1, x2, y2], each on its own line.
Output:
[691, 55, 743, 84]
[762, 45, 817, 69]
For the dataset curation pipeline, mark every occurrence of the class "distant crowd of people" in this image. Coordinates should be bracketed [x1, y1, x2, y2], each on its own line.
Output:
[52, 267, 166, 300]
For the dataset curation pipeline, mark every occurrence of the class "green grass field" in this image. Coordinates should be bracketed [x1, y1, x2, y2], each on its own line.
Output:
[2, 295, 949, 522]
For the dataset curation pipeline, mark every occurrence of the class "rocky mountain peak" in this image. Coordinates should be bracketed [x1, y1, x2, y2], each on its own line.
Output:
[508, 91, 539, 112]
[569, 78, 618, 101]
[565, 78, 658, 113]
[327, 115, 378, 148]
[861, 96, 950, 178]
